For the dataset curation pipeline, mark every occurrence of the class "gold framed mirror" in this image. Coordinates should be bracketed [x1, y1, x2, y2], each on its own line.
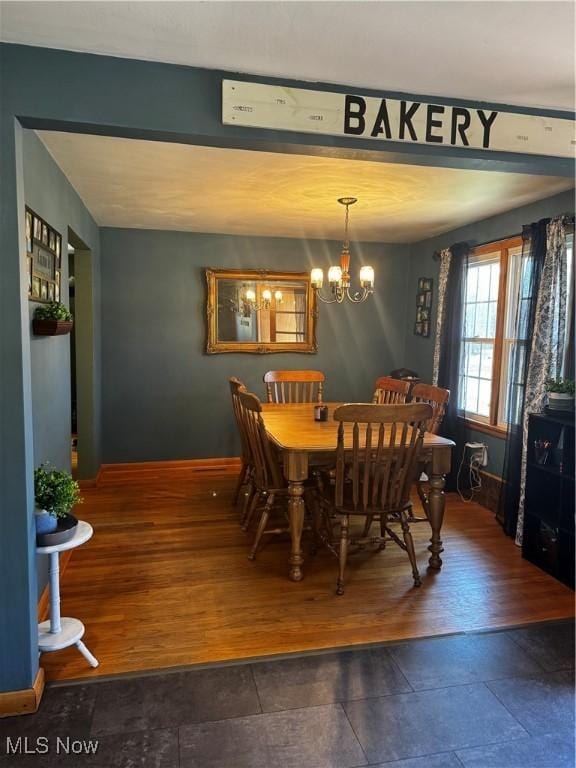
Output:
[206, 269, 317, 354]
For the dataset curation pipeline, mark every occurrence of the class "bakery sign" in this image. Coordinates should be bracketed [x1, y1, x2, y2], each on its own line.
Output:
[222, 80, 575, 159]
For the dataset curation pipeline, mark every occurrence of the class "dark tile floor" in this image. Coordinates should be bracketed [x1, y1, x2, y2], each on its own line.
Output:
[0, 621, 573, 768]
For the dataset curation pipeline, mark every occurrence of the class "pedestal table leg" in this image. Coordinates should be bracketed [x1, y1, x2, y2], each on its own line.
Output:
[427, 472, 446, 569]
[288, 480, 306, 582]
[285, 451, 308, 582]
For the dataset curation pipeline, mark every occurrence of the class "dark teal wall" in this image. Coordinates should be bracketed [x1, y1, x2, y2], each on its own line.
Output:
[403, 188, 575, 475]
[100, 229, 410, 461]
[1, 40, 574, 694]
[24, 130, 102, 475]
[22, 130, 101, 597]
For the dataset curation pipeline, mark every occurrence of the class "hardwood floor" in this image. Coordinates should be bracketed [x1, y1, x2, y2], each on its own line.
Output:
[41, 465, 575, 682]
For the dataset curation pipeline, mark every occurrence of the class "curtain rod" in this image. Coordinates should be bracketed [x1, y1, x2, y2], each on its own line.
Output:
[432, 214, 574, 260]
[432, 232, 519, 261]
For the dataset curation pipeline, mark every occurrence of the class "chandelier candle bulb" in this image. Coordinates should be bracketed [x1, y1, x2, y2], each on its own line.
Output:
[310, 268, 324, 289]
[328, 265, 343, 286]
[244, 288, 256, 302]
[360, 266, 375, 288]
[274, 290, 283, 302]
[262, 289, 272, 301]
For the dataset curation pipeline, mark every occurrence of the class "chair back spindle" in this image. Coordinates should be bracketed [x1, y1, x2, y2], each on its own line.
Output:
[372, 376, 411, 405]
[410, 383, 450, 434]
[333, 403, 432, 513]
[229, 377, 249, 462]
[264, 370, 325, 404]
[237, 391, 284, 491]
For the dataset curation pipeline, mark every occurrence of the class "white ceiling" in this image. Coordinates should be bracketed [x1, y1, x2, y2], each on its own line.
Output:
[37, 130, 574, 242]
[2, 1, 575, 111]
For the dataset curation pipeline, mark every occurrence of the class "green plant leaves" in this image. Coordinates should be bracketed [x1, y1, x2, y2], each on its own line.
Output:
[34, 463, 82, 518]
[33, 301, 73, 322]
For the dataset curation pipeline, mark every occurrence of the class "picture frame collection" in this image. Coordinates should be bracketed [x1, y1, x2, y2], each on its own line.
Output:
[414, 277, 432, 337]
[25, 207, 62, 303]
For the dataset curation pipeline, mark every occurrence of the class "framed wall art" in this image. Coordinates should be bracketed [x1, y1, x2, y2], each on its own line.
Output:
[25, 207, 62, 303]
[414, 277, 432, 337]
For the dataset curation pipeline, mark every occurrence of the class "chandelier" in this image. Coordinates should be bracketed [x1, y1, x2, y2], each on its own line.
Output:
[230, 286, 283, 316]
[310, 197, 374, 304]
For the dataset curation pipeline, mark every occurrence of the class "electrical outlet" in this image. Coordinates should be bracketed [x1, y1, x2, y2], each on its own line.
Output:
[466, 441, 488, 467]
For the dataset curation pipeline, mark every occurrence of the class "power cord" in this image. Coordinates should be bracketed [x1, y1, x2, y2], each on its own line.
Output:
[456, 444, 483, 502]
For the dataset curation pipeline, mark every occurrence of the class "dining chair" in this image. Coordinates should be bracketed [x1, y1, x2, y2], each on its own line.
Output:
[314, 402, 433, 594]
[372, 376, 411, 405]
[410, 383, 450, 434]
[236, 390, 293, 560]
[410, 382, 450, 518]
[264, 370, 325, 404]
[229, 377, 254, 522]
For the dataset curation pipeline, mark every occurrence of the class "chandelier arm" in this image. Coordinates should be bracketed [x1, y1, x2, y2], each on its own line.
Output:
[345, 286, 370, 303]
[316, 289, 343, 304]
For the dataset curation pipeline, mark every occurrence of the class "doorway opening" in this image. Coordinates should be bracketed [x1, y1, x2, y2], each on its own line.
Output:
[67, 228, 97, 480]
[68, 244, 77, 474]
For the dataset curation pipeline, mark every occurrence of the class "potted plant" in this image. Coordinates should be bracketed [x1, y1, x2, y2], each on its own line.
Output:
[34, 464, 82, 544]
[545, 377, 575, 412]
[32, 301, 73, 336]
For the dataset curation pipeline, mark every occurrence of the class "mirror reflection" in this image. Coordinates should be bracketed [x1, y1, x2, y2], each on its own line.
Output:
[206, 269, 317, 354]
[218, 279, 308, 343]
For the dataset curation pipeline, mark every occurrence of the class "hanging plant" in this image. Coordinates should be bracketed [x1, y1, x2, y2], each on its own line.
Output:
[32, 301, 73, 336]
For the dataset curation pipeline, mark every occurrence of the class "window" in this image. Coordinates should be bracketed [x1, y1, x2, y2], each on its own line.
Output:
[459, 236, 522, 433]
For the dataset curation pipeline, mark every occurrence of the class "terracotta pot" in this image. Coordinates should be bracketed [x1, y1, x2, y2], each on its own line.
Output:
[32, 319, 73, 336]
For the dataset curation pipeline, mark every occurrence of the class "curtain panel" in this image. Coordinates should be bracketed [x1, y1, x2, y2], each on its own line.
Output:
[433, 242, 471, 490]
[497, 220, 548, 536]
[514, 214, 574, 544]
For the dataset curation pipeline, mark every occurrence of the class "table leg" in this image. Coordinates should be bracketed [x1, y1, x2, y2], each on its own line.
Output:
[285, 451, 308, 582]
[288, 480, 306, 581]
[427, 472, 446, 569]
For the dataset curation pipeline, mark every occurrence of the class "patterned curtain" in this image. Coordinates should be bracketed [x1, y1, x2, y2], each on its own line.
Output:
[432, 248, 452, 386]
[515, 214, 574, 544]
[497, 220, 547, 536]
[433, 242, 471, 490]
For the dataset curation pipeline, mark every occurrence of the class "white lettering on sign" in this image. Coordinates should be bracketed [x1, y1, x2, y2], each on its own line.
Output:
[222, 81, 575, 159]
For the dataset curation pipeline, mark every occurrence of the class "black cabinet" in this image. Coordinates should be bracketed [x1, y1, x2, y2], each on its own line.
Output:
[523, 412, 575, 589]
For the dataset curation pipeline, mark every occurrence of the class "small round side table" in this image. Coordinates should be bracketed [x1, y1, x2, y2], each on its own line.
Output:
[36, 520, 99, 668]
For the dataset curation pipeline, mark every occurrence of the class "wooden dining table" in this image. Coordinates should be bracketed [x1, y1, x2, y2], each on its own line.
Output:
[261, 402, 455, 582]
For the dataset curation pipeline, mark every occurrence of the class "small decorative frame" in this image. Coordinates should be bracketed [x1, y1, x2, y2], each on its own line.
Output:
[26, 207, 62, 303]
[414, 277, 433, 337]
